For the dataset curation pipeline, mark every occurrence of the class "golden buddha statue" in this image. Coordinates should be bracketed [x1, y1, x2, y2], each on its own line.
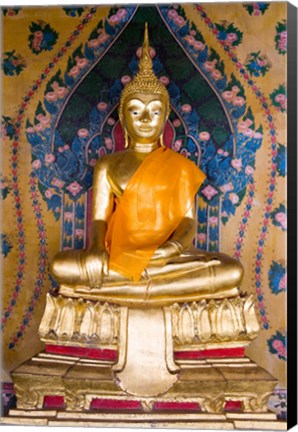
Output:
[11, 24, 278, 416]
[51, 23, 244, 307]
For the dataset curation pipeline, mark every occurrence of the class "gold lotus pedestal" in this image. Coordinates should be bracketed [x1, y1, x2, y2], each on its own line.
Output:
[7, 292, 284, 430]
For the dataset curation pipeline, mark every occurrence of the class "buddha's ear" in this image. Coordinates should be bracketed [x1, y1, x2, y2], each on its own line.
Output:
[118, 106, 123, 125]
[118, 109, 130, 148]
[159, 134, 165, 148]
[167, 103, 171, 119]
[123, 127, 130, 148]
[159, 106, 170, 148]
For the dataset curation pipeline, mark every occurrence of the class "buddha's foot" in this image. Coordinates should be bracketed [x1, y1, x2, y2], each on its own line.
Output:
[59, 283, 240, 307]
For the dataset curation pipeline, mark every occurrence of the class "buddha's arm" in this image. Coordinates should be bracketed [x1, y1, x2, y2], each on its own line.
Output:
[169, 204, 196, 250]
[150, 204, 196, 265]
[85, 158, 114, 288]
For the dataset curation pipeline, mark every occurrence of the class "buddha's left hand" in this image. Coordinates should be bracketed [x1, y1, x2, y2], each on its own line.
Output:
[84, 247, 109, 289]
[150, 240, 182, 266]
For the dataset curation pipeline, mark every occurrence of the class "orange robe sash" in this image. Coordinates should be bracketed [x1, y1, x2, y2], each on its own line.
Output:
[106, 147, 206, 282]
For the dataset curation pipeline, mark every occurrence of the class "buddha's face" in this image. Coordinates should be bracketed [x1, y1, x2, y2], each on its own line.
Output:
[121, 93, 169, 144]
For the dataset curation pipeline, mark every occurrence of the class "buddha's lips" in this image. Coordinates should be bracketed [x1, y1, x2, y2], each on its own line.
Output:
[138, 126, 153, 132]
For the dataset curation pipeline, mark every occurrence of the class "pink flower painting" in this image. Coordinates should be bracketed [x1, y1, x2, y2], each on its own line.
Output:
[32, 159, 42, 169]
[97, 102, 108, 111]
[201, 185, 218, 201]
[44, 153, 56, 164]
[66, 181, 83, 197]
[199, 131, 210, 141]
[77, 128, 89, 138]
[275, 212, 287, 230]
[231, 159, 242, 170]
[45, 92, 58, 102]
[197, 233, 206, 243]
[121, 75, 131, 85]
[181, 104, 192, 113]
[52, 178, 64, 188]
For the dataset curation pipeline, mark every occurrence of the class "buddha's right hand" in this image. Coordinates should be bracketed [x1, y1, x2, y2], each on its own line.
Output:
[84, 248, 109, 289]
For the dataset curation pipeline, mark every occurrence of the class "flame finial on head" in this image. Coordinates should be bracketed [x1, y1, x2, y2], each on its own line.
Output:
[138, 22, 154, 77]
[119, 23, 170, 117]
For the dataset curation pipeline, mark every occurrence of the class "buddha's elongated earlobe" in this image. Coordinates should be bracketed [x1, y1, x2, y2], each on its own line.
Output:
[160, 114, 169, 147]
[159, 133, 165, 148]
[119, 110, 130, 149]
[124, 127, 130, 148]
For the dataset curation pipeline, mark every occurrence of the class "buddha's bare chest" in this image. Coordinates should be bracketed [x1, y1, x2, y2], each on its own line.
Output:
[106, 153, 146, 197]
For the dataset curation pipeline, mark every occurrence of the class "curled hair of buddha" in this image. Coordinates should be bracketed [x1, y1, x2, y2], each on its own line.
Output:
[119, 23, 170, 120]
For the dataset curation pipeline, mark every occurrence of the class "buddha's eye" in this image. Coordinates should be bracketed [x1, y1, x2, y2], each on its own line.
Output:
[129, 108, 140, 116]
[153, 110, 161, 116]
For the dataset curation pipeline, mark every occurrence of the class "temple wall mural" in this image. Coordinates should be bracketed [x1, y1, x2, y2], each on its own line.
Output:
[1, 3, 287, 418]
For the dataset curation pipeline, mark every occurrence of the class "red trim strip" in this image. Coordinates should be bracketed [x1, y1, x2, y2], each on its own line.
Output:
[45, 344, 118, 361]
[174, 347, 245, 359]
[224, 400, 243, 412]
[43, 395, 65, 409]
[91, 398, 141, 410]
[154, 401, 201, 411]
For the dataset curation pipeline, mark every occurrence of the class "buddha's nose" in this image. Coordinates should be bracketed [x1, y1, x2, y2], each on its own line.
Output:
[140, 109, 150, 123]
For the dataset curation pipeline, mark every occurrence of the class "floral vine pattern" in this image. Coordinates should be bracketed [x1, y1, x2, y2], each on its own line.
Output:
[268, 330, 287, 361]
[245, 51, 272, 77]
[1, 176, 11, 200]
[191, 4, 286, 330]
[28, 21, 59, 55]
[275, 20, 287, 55]
[1, 234, 13, 257]
[214, 21, 243, 48]
[275, 144, 286, 177]
[8, 174, 47, 349]
[63, 7, 85, 17]
[271, 204, 287, 231]
[2, 7, 99, 344]
[2, 8, 21, 17]
[2, 51, 26, 76]
[1, 116, 16, 139]
[243, 3, 270, 16]
[62, 197, 86, 250]
[270, 84, 287, 113]
[268, 261, 287, 295]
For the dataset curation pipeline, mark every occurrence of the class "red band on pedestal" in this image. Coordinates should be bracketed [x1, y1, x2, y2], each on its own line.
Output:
[43, 395, 65, 409]
[45, 344, 118, 361]
[90, 398, 141, 410]
[174, 347, 245, 360]
[224, 400, 243, 412]
[154, 401, 201, 411]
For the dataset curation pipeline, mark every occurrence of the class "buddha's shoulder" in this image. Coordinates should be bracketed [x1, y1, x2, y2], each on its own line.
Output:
[95, 151, 128, 170]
